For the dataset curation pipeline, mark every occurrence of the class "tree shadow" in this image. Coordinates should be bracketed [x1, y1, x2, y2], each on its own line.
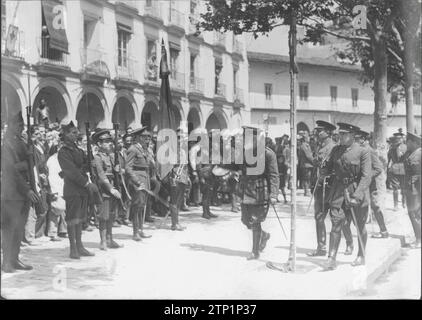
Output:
[180, 243, 249, 258]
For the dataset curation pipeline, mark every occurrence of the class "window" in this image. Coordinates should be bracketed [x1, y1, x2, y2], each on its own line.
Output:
[268, 116, 277, 125]
[264, 83, 272, 100]
[146, 0, 152, 7]
[146, 39, 157, 80]
[330, 86, 337, 103]
[215, 62, 222, 94]
[169, 48, 179, 78]
[413, 88, 421, 105]
[299, 83, 309, 101]
[190, 54, 196, 79]
[233, 68, 238, 94]
[190, 0, 197, 14]
[351, 88, 359, 107]
[117, 30, 129, 67]
[1, 0, 6, 45]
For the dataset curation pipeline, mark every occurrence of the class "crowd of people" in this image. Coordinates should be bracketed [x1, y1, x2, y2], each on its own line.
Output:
[1, 111, 420, 273]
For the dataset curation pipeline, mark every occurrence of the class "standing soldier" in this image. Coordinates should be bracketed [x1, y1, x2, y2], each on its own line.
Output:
[387, 131, 407, 210]
[307, 120, 336, 257]
[403, 132, 421, 248]
[1, 112, 39, 272]
[238, 127, 279, 260]
[118, 131, 133, 225]
[320, 123, 372, 270]
[92, 129, 123, 250]
[126, 127, 153, 241]
[298, 132, 314, 196]
[58, 121, 98, 259]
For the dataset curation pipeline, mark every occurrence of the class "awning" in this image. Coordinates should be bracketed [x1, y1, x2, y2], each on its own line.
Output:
[117, 22, 132, 34]
[41, 0, 69, 53]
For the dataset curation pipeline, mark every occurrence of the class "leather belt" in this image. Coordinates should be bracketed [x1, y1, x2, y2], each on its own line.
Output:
[133, 166, 148, 171]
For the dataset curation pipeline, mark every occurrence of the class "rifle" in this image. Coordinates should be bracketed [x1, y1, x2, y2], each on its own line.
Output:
[113, 122, 128, 210]
[85, 122, 102, 205]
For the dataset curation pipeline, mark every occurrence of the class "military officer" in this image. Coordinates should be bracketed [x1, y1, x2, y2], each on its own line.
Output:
[1, 112, 39, 272]
[58, 121, 98, 259]
[298, 132, 314, 196]
[237, 126, 279, 260]
[320, 123, 372, 270]
[387, 131, 407, 210]
[125, 126, 153, 241]
[307, 120, 336, 257]
[92, 129, 123, 250]
[403, 132, 421, 248]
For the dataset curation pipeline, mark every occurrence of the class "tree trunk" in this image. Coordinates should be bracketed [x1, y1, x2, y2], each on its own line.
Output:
[372, 37, 388, 162]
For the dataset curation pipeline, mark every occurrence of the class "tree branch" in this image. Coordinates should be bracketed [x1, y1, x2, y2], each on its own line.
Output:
[391, 23, 404, 53]
[301, 22, 371, 42]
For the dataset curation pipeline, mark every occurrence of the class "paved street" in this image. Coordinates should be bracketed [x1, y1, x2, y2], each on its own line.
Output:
[1, 190, 420, 299]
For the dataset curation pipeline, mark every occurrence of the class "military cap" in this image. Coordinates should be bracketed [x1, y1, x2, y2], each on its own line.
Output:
[393, 132, 405, 137]
[61, 120, 76, 133]
[406, 132, 422, 145]
[337, 122, 360, 133]
[92, 128, 112, 143]
[315, 120, 336, 132]
[132, 126, 151, 137]
[355, 129, 370, 140]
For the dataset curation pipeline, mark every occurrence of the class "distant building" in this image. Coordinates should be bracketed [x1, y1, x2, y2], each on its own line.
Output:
[1, 0, 249, 133]
[246, 26, 421, 138]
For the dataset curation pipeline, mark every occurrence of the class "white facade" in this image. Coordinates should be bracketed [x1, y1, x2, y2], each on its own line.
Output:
[246, 26, 421, 138]
[1, 0, 249, 132]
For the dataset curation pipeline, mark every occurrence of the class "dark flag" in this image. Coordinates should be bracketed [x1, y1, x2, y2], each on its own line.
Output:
[157, 39, 176, 179]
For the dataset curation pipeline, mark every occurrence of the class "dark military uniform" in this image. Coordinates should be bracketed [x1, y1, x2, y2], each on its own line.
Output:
[387, 136, 407, 209]
[126, 139, 152, 240]
[298, 139, 314, 196]
[320, 123, 372, 269]
[93, 131, 123, 250]
[1, 124, 33, 272]
[238, 144, 279, 260]
[403, 133, 421, 246]
[58, 122, 96, 259]
[308, 134, 335, 256]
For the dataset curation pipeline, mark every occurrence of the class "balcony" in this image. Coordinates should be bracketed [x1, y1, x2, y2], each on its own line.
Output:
[114, 56, 138, 88]
[234, 87, 244, 105]
[169, 8, 185, 30]
[188, 13, 200, 35]
[36, 37, 68, 67]
[1, 27, 25, 60]
[216, 83, 226, 97]
[145, 62, 158, 82]
[189, 76, 204, 93]
[144, 2, 162, 25]
[80, 47, 110, 80]
[115, 0, 139, 13]
[214, 32, 225, 48]
[170, 70, 185, 91]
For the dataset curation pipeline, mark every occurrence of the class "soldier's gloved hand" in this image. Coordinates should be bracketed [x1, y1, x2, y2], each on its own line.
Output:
[27, 190, 40, 203]
[110, 188, 121, 199]
[348, 197, 360, 207]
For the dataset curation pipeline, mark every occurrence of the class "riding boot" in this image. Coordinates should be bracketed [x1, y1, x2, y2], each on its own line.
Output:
[342, 221, 354, 255]
[132, 214, 141, 241]
[99, 220, 107, 251]
[393, 190, 399, 211]
[67, 225, 80, 259]
[75, 223, 94, 256]
[247, 226, 261, 260]
[259, 230, 271, 252]
[106, 219, 123, 248]
[325, 231, 341, 270]
[307, 219, 327, 256]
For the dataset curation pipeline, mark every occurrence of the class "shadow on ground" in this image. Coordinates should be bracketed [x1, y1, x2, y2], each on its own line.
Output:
[180, 243, 249, 258]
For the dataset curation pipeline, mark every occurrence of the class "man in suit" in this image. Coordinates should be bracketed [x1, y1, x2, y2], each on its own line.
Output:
[1, 112, 40, 272]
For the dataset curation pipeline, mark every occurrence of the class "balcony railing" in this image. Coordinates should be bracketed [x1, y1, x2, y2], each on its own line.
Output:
[234, 88, 244, 104]
[144, 2, 161, 19]
[1, 28, 25, 60]
[215, 32, 225, 47]
[216, 83, 226, 97]
[169, 8, 185, 29]
[234, 39, 243, 55]
[115, 55, 137, 80]
[37, 37, 68, 67]
[190, 76, 204, 93]
[189, 13, 200, 34]
[170, 70, 185, 90]
[145, 62, 158, 82]
[80, 47, 109, 77]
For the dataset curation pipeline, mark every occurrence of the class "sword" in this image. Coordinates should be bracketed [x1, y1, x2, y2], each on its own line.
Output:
[344, 189, 366, 258]
[271, 203, 288, 241]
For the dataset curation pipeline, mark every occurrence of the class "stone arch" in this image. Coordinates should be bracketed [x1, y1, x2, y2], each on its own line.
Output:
[1, 73, 26, 126]
[141, 100, 159, 132]
[187, 105, 202, 134]
[111, 90, 137, 128]
[76, 87, 108, 131]
[205, 107, 229, 131]
[32, 77, 72, 123]
[171, 99, 184, 130]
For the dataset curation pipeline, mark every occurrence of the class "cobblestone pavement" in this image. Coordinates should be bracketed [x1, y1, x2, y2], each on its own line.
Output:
[1, 190, 420, 299]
